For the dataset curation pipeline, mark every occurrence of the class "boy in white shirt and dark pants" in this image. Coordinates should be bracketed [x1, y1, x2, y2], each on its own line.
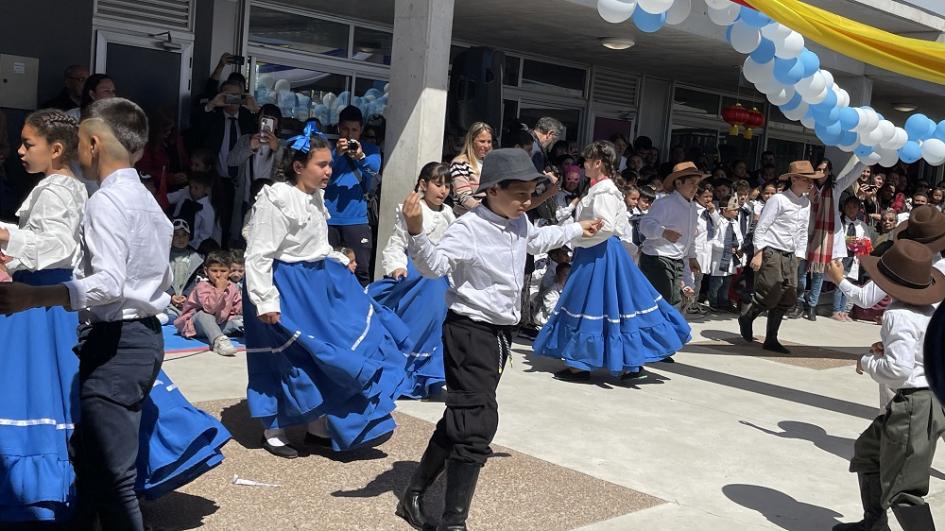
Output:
[828, 240, 945, 531]
[0, 98, 172, 530]
[396, 149, 601, 531]
[739, 161, 821, 354]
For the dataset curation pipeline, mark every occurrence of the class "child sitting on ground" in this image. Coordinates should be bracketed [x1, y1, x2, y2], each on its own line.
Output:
[163, 219, 204, 321]
[533, 262, 571, 327]
[174, 250, 244, 357]
[539, 247, 572, 291]
[168, 171, 215, 249]
[228, 248, 245, 288]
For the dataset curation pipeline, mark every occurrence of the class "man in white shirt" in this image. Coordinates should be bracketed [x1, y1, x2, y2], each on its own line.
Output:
[0, 98, 172, 531]
[639, 161, 706, 310]
[395, 149, 601, 531]
[830, 240, 945, 531]
[739, 161, 823, 354]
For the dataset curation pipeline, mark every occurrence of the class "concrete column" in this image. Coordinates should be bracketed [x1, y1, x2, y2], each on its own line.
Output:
[374, 0, 455, 279]
[825, 75, 872, 166]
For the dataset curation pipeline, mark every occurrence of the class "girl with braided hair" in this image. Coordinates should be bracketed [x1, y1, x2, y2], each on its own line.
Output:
[533, 140, 691, 383]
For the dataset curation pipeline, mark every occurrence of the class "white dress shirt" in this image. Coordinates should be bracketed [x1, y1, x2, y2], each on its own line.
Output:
[66, 168, 173, 323]
[381, 200, 455, 276]
[167, 189, 215, 249]
[839, 257, 945, 309]
[861, 303, 933, 390]
[244, 182, 344, 316]
[640, 190, 699, 260]
[573, 179, 627, 249]
[408, 204, 583, 325]
[0, 174, 87, 272]
[709, 216, 745, 276]
[694, 204, 720, 273]
[753, 190, 810, 258]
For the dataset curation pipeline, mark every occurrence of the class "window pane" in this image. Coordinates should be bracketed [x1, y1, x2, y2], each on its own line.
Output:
[353, 77, 389, 121]
[254, 61, 350, 131]
[249, 6, 349, 58]
[504, 56, 520, 87]
[518, 104, 581, 143]
[521, 60, 585, 98]
[673, 87, 721, 118]
[353, 27, 392, 65]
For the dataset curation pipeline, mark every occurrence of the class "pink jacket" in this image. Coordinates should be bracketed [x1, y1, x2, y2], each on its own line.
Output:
[174, 280, 243, 338]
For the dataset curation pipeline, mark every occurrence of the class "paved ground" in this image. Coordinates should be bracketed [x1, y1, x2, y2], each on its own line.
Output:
[154, 312, 945, 530]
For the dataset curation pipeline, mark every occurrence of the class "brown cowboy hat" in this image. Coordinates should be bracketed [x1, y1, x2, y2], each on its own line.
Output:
[894, 205, 945, 253]
[778, 160, 827, 181]
[859, 239, 945, 306]
[663, 161, 709, 192]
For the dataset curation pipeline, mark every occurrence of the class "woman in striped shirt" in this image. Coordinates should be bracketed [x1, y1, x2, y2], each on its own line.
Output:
[449, 122, 495, 216]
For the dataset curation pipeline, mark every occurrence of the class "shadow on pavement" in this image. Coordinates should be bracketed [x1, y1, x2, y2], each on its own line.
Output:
[141, 491, 220, 530]
[722, 484, 843, 531]
[514, 347, 673, 389]
[696, 330, 864, 361]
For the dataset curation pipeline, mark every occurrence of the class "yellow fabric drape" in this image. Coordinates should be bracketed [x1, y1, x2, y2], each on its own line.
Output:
[745, 0, 945, 86]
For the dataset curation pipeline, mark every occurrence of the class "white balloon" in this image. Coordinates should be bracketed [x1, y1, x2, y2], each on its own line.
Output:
[742, 56, 772, 83]
[782, 101, 809, 121]
[837, 140, 858, 152]
[800, 115, 816, 129]
[761, 23, 791, 41]
[638, 0, 672, 13]
[774, 31, 804, 59]
[795, 72, 826, 99]
[730, 22, 762, 53]
[922, 138, 945, 165]
[821, 69, 835, 88]
[767, 86, 795, 106]
[857, 109, 880, 133]
[665, 0, 692, 24]
[878, 147, 900, 168]
[881, 128, 908, 151]
[876, 120, 896, 144]
[804, 83, 830, 105]
[755, 78, 781, 96]
[705, 0, 732, 8]
[864, 126, 886, 147]
[707, 3, 740, 25]
[834, 87, 850, 108]
[863, 151, 881, 165]
[597, 0, 637, 23]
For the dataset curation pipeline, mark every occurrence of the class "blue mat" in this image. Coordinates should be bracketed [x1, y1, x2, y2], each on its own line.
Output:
[163, 324, 244, 357]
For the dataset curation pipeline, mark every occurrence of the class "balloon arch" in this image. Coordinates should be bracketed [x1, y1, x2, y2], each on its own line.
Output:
[596, 0, 945, 167]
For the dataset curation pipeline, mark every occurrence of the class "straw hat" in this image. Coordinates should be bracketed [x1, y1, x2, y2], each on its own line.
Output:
[662, 161, 708, 192]
[778, 160, 827, 181]
[859, 239, 945, 306]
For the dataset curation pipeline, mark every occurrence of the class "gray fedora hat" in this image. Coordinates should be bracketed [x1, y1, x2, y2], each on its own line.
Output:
[476, 148, 548, 194]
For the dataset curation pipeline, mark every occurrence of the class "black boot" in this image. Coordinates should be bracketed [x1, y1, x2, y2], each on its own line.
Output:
[762, 310, 791, 354]
[804, 303, 817, 321]
[832, 473, 890, 531]
[738, 303, 763, 342]
[396, 441, 450, 530]
[892, 504, 935, 531]
[787, 303, 804, 319]
[436, 461, 482, 531]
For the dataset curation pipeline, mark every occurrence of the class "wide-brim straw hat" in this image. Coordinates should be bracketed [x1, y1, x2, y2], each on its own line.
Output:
[778, 160, 827, 181]
[476, 148, 548, 194]
[662, 161, 709, 192]
[895, 205, 945, 253]
[859, 239, 945, 306]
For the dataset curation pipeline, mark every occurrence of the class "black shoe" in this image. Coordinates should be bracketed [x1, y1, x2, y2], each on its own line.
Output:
[437, 461, 482, 531]
[804, 305, 817, 321]
[738, 314, 754, 342]
[619, 369, 645, 381]
[787, 305, 804, 319]
[261, 436, 298, 459]
[303, 432, 332, 448]
[892, 503, 934, 531]
[395, 492, 428, 530]
[658, 356, 675, 363]
[553, 368, 590, 382]
[762, 340, 791, 354]
[398, 440, 450, 530]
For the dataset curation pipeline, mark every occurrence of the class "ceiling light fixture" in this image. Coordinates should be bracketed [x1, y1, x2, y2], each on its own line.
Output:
[893, 103, 917, 112]
[600, 37, 635, 50]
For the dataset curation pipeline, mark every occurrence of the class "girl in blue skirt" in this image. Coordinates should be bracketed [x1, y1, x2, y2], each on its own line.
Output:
[533, 140, 692, 383]
[243, 124, 412, 458]
[0, 110, 229, 523]
[369, 162, 455, 399]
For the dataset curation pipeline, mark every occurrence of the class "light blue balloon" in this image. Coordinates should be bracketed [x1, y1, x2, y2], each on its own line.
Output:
[854, 145, 874, 158]
[773, 57, 804, 85]
[839, 130, 857, 146]
[739, 7, 772, 28]
[797, 49, 820, 78]
[838, 107, 859, 131]
[815, 121, 843, 145]
[899, 141, 922, 164]
[811, 99, 839, 124]
[750, 38, 776, 63]
[780, 92, 802, 112]
[633, 8, 666, 33]
[935, 120, 945, 141]
[905, 113, 931, 140]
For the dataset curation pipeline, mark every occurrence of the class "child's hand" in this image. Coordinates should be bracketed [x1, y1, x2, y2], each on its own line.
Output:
[402, 192, 424, 236]
[579, 218, 603, 238]
[682, 286, 695, 297]
[825, 260, 845, 284]
[390, 268, 408, 280]
[750, 253, 763, 272]
[172, 294, 186, 307]
[260, 312, 280, 325]
[663, 229, 682, 243]
[869, 341, 885, 358]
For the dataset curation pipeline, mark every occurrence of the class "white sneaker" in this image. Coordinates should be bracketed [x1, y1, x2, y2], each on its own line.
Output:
[213, 336, 238, 357]
[156, 312, 169, 325]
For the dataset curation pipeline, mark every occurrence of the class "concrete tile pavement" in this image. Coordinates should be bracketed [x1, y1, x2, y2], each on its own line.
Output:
[162, 313, 945, 530]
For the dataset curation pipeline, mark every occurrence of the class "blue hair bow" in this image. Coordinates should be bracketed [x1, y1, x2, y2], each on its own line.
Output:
[287, 121, 324, 153]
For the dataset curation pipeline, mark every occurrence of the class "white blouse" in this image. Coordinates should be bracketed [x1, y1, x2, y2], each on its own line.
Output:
[573, 178, 627, 249]
[0, 173, 87, 272]
[381, 200, 455, 276]
[244, 182, 343, 316]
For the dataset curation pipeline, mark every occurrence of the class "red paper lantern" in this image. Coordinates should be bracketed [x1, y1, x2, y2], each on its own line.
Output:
[743, 107, 765, 139]
[722, 103, 749, 136]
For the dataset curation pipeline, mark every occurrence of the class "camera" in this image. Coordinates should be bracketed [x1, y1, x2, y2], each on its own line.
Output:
[230, 55, 245, 66]
[224, 94, 242, 105]
[346, 139, 360, 152]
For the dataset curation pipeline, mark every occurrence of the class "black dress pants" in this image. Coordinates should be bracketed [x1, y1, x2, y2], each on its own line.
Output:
[328, 224, 374, 286]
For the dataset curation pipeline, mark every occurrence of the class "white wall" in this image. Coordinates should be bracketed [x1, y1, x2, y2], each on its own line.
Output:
[636, 76, 671, 151]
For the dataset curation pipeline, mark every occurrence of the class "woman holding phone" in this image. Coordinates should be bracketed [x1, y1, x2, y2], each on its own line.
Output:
[228, 103, 285, 242]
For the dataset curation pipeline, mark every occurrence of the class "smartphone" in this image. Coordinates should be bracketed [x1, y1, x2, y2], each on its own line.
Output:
[230, 55, 245, 66]
[260, 117, 275, 134]
[224, 94, 242, 105]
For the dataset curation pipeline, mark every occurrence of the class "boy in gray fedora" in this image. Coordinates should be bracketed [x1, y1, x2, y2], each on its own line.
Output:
[829, 239, 945, 531]
[395, 148, 602, 531]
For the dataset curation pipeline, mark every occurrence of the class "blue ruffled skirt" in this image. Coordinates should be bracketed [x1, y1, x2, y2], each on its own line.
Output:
[533, 237, 691, 373]
[0, 269, 231, 522]
[244, 259, 412, 451]
[367, 259, 448, 399]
